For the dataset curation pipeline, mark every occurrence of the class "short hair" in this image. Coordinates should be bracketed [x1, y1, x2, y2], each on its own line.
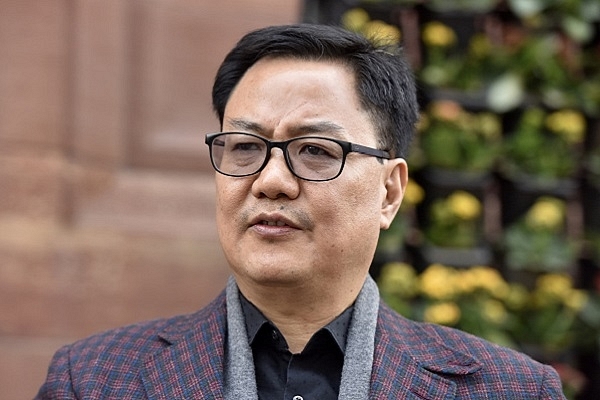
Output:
[212, 23, 419, 158]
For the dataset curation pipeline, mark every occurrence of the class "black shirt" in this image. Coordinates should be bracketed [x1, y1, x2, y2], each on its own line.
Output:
[240, 294, 353, 400]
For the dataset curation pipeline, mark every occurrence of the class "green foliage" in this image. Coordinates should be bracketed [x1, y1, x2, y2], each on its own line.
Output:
[425, 191, 483, 248]
[503, 197, 579, 273]
[501, 108, 582, 180]
[504, 224, 579, 272]
[419, 101, 502, 172]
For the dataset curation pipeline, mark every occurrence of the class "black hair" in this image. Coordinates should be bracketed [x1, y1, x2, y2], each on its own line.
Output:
[212, 23, 418, 158]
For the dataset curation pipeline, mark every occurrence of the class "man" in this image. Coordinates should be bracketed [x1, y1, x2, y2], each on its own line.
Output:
[36, 24, 565, 399]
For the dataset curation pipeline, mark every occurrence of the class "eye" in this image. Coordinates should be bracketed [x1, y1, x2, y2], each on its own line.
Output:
[232, 142, 261, 151]
[291, 138, 343, 161]
[225, 135, 265, 152]
[301, 144, 330, 156]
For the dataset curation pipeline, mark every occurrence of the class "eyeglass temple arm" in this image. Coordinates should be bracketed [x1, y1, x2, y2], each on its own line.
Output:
[350, 143, 391, 159]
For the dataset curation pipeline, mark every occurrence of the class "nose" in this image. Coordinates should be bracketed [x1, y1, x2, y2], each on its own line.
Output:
[251, 148, 300, 199]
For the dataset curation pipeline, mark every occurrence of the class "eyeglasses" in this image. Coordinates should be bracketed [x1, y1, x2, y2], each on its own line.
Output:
[205, 132, 391, 182]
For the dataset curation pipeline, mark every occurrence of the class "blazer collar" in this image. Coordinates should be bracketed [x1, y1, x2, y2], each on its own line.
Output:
[369, 303, 482, 400]
[140, 292, 228, 400]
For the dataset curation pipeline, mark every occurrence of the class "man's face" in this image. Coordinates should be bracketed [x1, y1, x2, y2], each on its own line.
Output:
[215, 57, 406, 296]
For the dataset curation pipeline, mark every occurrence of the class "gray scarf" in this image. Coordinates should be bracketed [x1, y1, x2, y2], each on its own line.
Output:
[224, 276, 379, 399]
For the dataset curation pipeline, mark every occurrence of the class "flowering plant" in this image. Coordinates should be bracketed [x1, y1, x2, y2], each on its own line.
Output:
[419, 21, 462, 88]
[511, 273, 589, 352]
[420, 18, 599, 113]
[494, 30, 588, 111]
[379, 262, 588, 351]
[341, 7, 402, 45]
[378, 262, 591, 397]
[418, 100, 502, 172]
[425, 190, 483, 248]
[501, 108, 585, 182]
[506, 0, 600, 44]
[503, 197, 579, 273]
[376, 179, 424, 257]
[420, 22, 507, 93]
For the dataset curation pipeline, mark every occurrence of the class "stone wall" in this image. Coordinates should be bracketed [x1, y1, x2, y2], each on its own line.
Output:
[0, 1, 301, 398]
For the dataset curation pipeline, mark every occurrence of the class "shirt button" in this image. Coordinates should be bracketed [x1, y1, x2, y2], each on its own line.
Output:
[271, 330, 279, 341]
[292, 396, 303, 400]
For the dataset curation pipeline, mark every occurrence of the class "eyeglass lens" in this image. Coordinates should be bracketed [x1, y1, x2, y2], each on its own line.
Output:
[210, 133, 345, 181]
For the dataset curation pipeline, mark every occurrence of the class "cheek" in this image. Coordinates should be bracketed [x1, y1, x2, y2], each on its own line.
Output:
[215, 177, 248, 231]
[316, 176, 383, 236]
[310, 182, 383, 273]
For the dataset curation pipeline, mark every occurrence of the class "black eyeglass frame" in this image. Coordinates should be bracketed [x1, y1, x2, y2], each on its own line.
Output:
[205, 132, 391, 182]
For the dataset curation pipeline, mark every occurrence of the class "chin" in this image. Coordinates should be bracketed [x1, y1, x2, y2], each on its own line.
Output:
[235, 263, 310, 287]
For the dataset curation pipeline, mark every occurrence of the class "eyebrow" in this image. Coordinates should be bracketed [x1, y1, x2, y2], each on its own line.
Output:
[226, 118, 265, 133]
[291, 121, 345, 137]
[225, 118, 347, 139]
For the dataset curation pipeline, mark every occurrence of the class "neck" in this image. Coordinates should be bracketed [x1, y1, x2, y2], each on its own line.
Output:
[237, 276, 365, 354]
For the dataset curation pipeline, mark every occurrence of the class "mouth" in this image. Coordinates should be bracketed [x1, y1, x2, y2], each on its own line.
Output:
[250, 213, 300, 230]
[259, 220, 289, 227]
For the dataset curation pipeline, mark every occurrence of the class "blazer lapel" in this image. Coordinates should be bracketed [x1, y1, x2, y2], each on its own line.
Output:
[141, 294, 228, 400]
[369, 304, 481, 400]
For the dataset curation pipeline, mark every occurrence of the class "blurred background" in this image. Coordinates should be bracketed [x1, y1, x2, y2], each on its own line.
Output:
[328, 1, 600, 399]
[1, 0, 599, 399]
[0, 0, 301, 398]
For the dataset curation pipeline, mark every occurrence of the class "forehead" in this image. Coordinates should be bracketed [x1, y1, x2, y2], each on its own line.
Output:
[223, 57, 377, 143]
[231, 57, 358, 101]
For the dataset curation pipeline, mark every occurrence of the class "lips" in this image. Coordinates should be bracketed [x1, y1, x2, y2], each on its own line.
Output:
[249, 213, 300, 230]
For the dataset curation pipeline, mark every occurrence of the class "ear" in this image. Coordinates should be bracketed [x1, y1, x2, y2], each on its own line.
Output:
[380, 158, 408, 230]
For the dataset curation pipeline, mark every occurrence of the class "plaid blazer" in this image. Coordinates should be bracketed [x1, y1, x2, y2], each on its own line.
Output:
[36, 290, 565, 399]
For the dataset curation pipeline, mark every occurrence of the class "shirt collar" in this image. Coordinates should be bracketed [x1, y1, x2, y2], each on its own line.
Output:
[239, 291, 353, 354]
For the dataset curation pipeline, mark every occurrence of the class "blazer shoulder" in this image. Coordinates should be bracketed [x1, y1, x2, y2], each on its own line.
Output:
[380, 304, 559, 382]
[36, 293, 226, 399]
[68, 291, 227, 362]
[36, 291, 227, 399]
[378, 301, 540, 367]
[376, 302, 565, 398]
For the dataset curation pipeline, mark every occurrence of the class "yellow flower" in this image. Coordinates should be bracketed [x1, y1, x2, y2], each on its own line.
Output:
[422, 21, 457, 48]
[483, 299, 508, 325]
[545, 109, 586, 144]
[448, 191, 482, 220]
[363, 20, 402, 45]
[379, 262, 418, 298]
[535, 273, 573, 301]
[453, 266, 510, 300]
[478, 112, 502, 140]
[469, 266, 510, 298]
[403, 179, 424, 206]
[525, 197, 565, 232]
[420, 264, 457, 300]
[424, 301, 461, 325]
[565, 289, 588, 312]
[531, 273, 589, 313]
[455, 268, 479, 294]
[341, 8, 370, 33]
